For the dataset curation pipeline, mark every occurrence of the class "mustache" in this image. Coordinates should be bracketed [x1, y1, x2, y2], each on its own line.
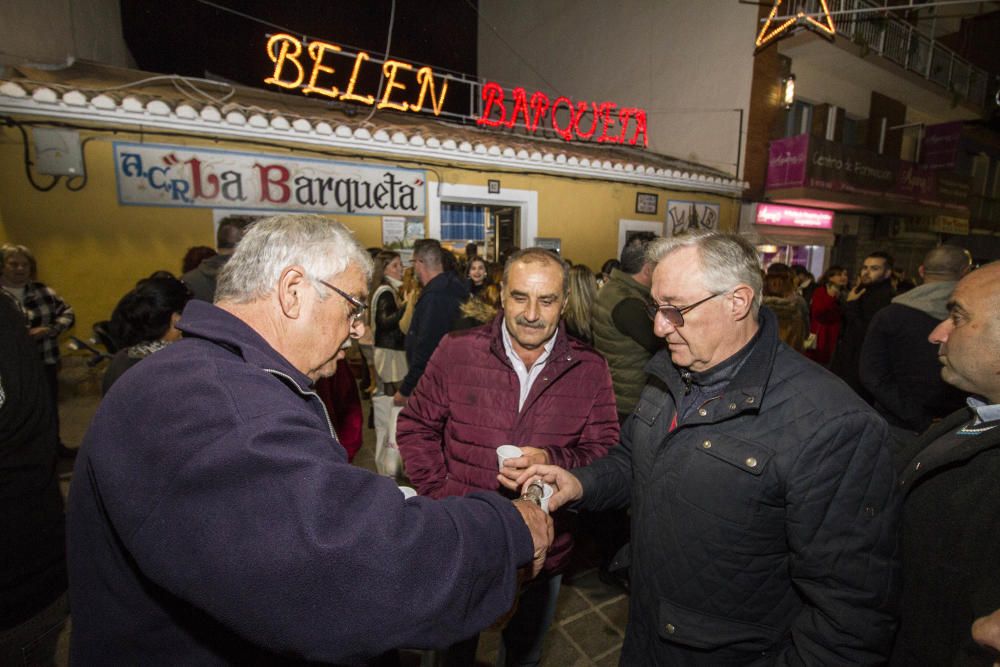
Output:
[514, 315, 547, 330]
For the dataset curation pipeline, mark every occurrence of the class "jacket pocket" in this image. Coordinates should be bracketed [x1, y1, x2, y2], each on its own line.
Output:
[657, 597, 783, 652]
[675, 434, 775, 525]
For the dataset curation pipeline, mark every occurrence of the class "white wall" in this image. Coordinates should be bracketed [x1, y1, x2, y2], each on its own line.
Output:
[478, 0, 758, 177]
[1, 0, 134, 68]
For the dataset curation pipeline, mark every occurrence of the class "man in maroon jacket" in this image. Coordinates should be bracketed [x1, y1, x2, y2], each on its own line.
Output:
[397, 247, 620, 666]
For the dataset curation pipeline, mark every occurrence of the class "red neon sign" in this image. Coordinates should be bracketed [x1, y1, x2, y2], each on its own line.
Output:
[756, 204, 833, 229]
[476, 82, 648, 148]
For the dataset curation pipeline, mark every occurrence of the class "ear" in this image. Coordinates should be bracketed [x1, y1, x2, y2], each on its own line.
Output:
[277, 266, 308, 319]
[729, 284, 754, 322]
[918, 265, 926, 279]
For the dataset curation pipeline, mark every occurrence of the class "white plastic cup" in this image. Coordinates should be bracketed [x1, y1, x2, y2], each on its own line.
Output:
[398, 486, 417, 499]
[539, 482, 554, 513]
[496, 445, 524, 471]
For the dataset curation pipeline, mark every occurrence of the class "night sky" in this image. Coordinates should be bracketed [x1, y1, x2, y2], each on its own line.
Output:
[121, 0, 479, 112]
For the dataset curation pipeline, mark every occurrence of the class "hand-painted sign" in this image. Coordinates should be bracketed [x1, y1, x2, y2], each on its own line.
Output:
[666, 200, 720, 236]
[113, 142, 426, 216]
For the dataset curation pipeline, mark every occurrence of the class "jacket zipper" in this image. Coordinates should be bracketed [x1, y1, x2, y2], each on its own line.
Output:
[262, 368, 338, 441]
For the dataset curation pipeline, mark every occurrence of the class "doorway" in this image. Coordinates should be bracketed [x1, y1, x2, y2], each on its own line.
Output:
[440, 202, 521, 262]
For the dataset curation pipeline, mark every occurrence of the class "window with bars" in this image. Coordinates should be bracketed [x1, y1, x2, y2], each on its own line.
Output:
[440, 203, 486, 241]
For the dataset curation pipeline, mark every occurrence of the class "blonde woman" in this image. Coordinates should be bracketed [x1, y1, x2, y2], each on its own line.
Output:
[563, 264, 598, 345]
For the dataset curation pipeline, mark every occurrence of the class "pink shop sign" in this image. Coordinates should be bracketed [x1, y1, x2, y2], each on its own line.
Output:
[766, 134, 809, 189]
[755, 204, 834, 229]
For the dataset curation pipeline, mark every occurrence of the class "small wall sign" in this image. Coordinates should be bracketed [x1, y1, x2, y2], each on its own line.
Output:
[635, 192, 658, 214]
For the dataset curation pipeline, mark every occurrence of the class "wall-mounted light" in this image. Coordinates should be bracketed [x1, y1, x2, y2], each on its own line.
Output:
[781, 75, 796, 110]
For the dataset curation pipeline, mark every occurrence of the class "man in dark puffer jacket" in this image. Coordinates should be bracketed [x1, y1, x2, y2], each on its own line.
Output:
[508, 232, 901, 665]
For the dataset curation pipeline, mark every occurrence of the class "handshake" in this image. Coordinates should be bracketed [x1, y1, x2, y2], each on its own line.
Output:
[495, 446, 584, 577]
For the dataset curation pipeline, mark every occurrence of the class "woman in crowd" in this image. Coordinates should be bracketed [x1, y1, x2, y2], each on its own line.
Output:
[1, 244, 75, 454]
[369, 251, 408, 396]
[102, 276, 192, 394]
[762, 265, 808, 352]
[398, 266, 421, 334]
[467, 256, 489, 298]
[564, 264, 598, 345]
[806, 265, 849, 366]
[368, 251, 408, 476]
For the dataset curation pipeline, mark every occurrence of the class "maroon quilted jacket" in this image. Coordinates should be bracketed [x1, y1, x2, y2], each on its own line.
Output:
[397, 314, 620, 572]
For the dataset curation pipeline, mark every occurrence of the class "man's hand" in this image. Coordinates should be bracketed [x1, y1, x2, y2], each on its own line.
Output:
[499, 464, 583, 513]
[973, 608, 1000, 662]
[497, 446, 549, 482]
[512, 499, 553, 577]
[846, 285, 865, 302]
[28, 326, 51, 340]
[392, 390, 407, 407]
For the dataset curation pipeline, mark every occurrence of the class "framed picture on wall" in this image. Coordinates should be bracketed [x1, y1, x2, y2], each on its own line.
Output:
[635, 192, 658, 214]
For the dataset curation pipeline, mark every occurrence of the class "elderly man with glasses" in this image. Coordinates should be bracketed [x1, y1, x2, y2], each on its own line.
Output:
[507, 231, 901, 666]
[67, 215, 552, 665]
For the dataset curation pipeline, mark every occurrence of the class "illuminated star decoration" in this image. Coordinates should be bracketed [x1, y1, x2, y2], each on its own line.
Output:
[755, 0, 836, 49]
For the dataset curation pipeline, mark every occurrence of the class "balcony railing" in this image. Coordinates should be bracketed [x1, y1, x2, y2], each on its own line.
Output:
[791, 0, 993, 111]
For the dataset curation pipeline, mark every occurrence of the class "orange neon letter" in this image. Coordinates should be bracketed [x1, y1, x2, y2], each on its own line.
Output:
[302, 40, 342, 98]
[264, 34, 305, 89]
[340, 51, 375, 105]
[378, 60, 412, 111]
[411, 66, 448, 115]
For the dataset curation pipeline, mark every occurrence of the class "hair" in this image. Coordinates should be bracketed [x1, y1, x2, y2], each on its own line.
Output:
[216, 217, 249, 250]
[488, 261, 504, 285]
[620, 232, 658, 274]
[564, 264, 598, 342]
[465, 242, 478, 257]
[923, 245, 971, 279]
[182, 246, 217, 274]
[819, 265, 848, 286]
[413, 239, 444, 270]
[215, 214, 373, 304]
[1, 244, 38, 279]
[763, 272, 796, 298]
[110, 277, 192, 347]
[867, 250, 894, 271]
[369, 250, 401, 311]
[646, 231, 763, 316]
[502, 247, 569, 297]
[600, 258, 620, 276]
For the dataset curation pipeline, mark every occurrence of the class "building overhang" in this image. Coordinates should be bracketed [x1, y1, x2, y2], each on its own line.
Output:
[0, 65, 747, 197]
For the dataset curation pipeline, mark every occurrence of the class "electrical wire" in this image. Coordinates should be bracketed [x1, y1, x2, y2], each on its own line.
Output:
[5, 119, 61, 192]
[360, 0, 397, 126]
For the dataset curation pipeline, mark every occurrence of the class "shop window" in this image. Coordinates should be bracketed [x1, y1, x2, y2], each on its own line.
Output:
[785, 101, 813, 138]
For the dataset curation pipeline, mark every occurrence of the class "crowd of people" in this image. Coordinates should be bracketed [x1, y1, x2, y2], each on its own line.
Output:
[1, 216, 999, 666]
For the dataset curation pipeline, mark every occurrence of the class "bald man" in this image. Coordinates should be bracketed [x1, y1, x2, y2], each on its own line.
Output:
[890, 261, 1000, 666]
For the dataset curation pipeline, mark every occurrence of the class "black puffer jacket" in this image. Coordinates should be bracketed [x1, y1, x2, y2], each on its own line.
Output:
[575, 308, 901, 665]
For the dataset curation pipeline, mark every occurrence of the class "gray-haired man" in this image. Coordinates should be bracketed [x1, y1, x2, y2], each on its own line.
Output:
[68, 215, 551, 664]
[507, 231, 900, 665]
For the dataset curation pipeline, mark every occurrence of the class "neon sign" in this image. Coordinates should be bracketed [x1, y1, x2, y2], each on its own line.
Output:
[756, 0, 835, 48]
[755, 204, 833, 229]
[476, 82, 648, 147]
[264, 34, 448, 115]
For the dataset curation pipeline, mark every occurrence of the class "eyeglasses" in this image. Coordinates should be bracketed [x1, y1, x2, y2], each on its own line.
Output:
[316, 278, 367, 324]
[644, 292, 724, 327]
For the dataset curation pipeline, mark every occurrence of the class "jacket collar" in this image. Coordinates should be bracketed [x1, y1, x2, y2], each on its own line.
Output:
[900, 407, 1000, 493]
[487, 312, 576, 369]
[177, 300, 314, 391]
[645, 307, 779, 418]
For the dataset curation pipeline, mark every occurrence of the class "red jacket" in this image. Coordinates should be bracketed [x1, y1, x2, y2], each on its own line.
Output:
[397, 315, 620, 572]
